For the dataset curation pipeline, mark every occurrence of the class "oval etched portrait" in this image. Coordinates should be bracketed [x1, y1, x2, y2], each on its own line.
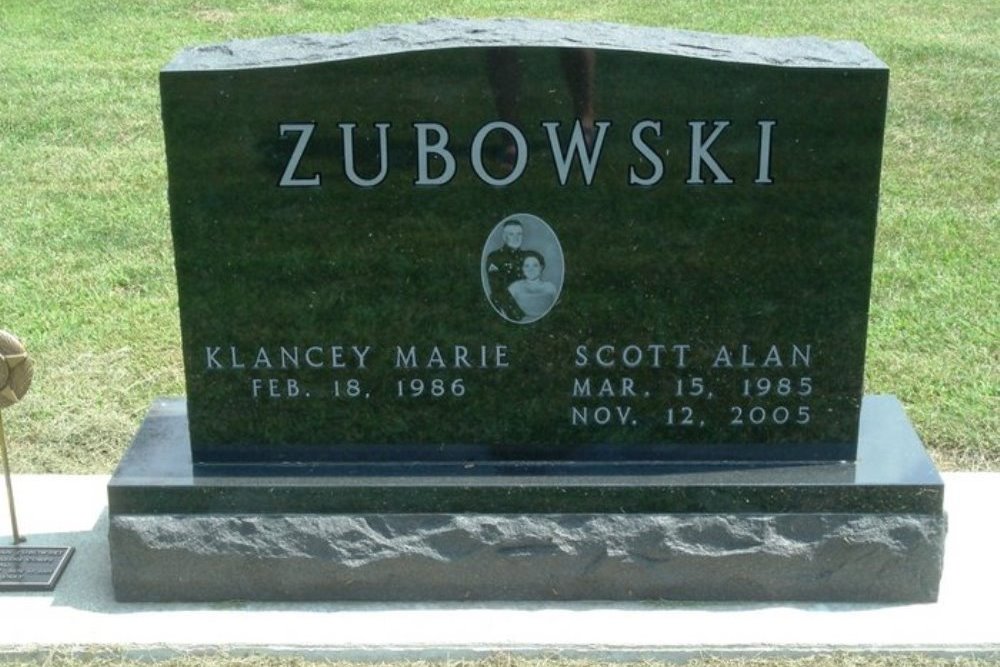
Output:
[481, 213, 564, 324]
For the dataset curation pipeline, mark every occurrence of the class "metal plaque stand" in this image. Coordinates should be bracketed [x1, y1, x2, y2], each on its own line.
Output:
[1, 411, 24, 545]
[0, 330, 74, 592]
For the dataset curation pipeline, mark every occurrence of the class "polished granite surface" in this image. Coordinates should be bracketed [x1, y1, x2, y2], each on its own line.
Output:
[108, 395, 943, 515]
[160, 22, 889, 464]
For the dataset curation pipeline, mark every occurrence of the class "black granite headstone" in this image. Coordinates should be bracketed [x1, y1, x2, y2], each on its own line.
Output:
[160, 20, 888, 465]
[109, 20, 945, 603]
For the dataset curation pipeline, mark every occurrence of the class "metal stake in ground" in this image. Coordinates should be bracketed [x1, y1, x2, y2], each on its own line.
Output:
[0, 412, 23, 544]
[0, 330, 34, 546]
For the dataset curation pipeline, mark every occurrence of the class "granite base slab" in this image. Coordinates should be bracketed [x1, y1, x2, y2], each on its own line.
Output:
[110, 511, 945, 603]
[108, 395, 946, 602]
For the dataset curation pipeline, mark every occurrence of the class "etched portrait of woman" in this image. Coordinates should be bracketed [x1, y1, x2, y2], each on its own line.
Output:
[508, 251, 558, 322]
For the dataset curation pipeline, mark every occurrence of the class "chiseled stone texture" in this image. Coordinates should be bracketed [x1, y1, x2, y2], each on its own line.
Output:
[110, 512, 946, 603]
[165, 18, 886, 72]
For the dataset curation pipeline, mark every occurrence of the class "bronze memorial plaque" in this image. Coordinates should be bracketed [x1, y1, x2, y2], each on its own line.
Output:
[0, 546, 74, 592]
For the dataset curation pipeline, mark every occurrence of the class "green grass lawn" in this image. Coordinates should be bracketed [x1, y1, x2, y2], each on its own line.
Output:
[3, 651, 999, 667]
[0, 0, 996, 475]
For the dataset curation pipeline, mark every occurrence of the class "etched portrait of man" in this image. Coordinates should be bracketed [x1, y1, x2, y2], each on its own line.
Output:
[485, 219, 530, 320]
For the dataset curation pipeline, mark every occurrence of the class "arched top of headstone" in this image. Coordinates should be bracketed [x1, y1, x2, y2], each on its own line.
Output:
[163, 18, 887, 73]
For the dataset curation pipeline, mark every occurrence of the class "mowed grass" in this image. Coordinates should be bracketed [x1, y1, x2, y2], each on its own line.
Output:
[0, 1, 997, 472]
[3, 654, 1000, 667]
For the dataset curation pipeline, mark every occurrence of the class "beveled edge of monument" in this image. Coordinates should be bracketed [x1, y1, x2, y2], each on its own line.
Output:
[107, 395, 944, 515]
[162, 18, 887, 73]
